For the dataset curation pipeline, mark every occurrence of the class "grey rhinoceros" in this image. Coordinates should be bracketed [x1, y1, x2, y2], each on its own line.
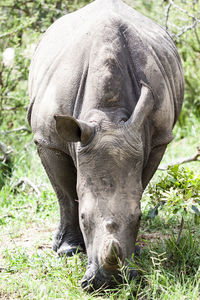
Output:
[28, 0, 184, 290]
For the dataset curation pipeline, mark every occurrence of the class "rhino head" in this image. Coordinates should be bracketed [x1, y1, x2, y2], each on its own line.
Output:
[54, 84, 154, 290]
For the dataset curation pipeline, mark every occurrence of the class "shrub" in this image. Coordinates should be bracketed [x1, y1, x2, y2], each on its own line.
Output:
[147, 165, 200, 225]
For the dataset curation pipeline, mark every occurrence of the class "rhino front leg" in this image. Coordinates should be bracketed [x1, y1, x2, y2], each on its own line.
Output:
[37, 145, 85, 256]
[142, 144, 167, 190]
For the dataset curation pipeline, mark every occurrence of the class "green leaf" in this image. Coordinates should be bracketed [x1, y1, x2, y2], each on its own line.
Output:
[191, 205, 200, 216]
[148, 206, 159, 219]
[194, 214, 200, 225]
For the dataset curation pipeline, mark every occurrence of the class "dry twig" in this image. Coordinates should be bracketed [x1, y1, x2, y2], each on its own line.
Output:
[0, 141, 12, 163]
[12, 177, 41, 196]
[1, 126, 31, 135]
[165, 0, 200, 40]
[159, 147, 200, 171]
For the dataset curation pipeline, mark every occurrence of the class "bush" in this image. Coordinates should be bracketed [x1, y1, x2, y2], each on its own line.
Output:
[147, 165, 200, 225]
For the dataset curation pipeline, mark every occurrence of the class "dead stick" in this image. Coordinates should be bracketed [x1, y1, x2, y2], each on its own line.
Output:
[0, 214, 14, 219]
[12, 177, 41, 196]
[0, 205, 33, 219]
[1, 126, 31, 134]
[159, 147, 200, 171]
[0, 141, 12, 163]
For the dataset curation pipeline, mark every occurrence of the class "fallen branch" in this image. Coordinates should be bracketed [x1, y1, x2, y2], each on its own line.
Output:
[12, 177, 41, 196]
[14, 204, 33, 211]
[0, 141, 12, 163]
[159, 147, 200, 171]
[0, 214, 14, 219]
[1, 126, 31, 134]
[0, 205, 33, 220]
[2, 105, 23, 111]
[0, 266, 8, 272]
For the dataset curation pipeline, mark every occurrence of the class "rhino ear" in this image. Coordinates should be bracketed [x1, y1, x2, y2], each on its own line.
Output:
[54, 115, 95, 145]
[126, 82, 154, 131]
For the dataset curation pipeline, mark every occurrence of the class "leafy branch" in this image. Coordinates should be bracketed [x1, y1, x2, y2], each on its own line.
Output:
[0, 17, 37, 39]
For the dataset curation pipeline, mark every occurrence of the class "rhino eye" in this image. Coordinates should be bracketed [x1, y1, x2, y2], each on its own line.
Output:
[80, 213, 87, 229]
[128, 212, 142, 224]
[105, 220, 119, 233]
[81, 213, 85, 220]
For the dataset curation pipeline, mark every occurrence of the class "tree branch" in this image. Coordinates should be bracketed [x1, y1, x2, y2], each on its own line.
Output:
[165, 2, 172, 31]
[1, 126, 31, 134]
[165, 0, 200, 41]
[168, 0, 200, 22]
[159, 147, 200, 171]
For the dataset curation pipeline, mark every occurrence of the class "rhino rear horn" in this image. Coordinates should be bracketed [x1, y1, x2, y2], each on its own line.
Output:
[126, 82, 154, 131]
[54, 115, 95, 145]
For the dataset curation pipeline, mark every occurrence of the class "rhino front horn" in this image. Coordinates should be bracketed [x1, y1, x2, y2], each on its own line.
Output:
[102, 239, 123, 267]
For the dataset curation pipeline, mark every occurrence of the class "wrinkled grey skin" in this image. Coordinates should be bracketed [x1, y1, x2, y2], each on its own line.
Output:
[28, 0, 184, 290]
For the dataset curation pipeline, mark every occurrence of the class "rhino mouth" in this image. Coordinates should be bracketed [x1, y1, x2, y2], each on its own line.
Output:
[81, 244, 140, 291]
[81, 264, 138, 291]
[81, 265, 121, 291]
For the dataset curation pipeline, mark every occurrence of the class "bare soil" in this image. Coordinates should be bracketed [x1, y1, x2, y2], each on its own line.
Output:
[0, 225, 56, 265]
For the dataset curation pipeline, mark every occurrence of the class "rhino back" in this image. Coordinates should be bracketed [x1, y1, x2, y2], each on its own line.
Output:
[29, 0, 184, 150]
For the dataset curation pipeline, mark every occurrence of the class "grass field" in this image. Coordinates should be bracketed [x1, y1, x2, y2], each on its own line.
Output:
[0, 120, 200, 299]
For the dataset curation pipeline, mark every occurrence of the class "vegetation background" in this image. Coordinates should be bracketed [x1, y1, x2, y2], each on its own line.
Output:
[0, 0, 200, 299]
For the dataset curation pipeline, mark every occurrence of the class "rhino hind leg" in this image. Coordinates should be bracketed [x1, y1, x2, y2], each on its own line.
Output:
[37, 145, 85, 256]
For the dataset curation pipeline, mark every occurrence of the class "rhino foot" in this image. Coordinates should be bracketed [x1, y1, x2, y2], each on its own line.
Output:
[53, 227, 85, 257]
[134, 245, 141, 257]
[57, 242, 85, 257]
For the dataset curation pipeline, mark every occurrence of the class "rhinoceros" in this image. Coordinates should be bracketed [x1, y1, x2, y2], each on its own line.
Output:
[28, 0, 184, 290]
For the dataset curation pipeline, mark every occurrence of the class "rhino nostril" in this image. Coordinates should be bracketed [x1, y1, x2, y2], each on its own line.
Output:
[129, 269, 138, 280]
[81, 275, 95, 291]
[105, 220, 119, 233]
[81, 279, 89, 290]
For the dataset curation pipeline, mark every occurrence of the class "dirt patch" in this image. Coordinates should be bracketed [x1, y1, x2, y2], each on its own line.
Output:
[0, 225, 56, 264]
[0, 290, 14, 300]
[138, 232, 171, 248]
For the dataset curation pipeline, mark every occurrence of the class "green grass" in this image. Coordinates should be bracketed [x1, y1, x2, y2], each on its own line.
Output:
[0, 219, 199, 299]
[1, 0, 200, 297]
[0, 121, 200, 299]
